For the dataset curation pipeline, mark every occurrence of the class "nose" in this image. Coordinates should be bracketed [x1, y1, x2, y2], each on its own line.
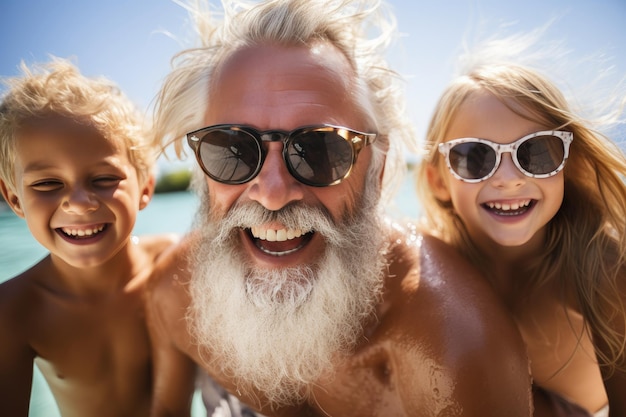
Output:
[61, 185, 99, 214]
[490, 153, 525, 188]
[247, 142, 304, 211]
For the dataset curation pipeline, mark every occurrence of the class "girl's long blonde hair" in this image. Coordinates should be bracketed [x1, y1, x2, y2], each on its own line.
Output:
[416, 40, 626, 373]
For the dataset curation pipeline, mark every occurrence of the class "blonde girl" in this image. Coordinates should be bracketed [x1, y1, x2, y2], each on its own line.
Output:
[416, 37, 626, 417]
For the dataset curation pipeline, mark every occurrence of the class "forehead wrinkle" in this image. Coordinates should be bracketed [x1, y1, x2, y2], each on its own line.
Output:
[225, 63, 351, 103]
[206, 43, 368, 130]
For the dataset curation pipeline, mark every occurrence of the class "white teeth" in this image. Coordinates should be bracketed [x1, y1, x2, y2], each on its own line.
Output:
[61, 225, 105, 237]
[485, 200, 531, 211]
[251, 226, 304, 241]
[259, 246, 302, 257]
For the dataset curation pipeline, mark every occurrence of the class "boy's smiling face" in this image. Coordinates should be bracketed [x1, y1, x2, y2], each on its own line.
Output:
[2, 116, 152, 269]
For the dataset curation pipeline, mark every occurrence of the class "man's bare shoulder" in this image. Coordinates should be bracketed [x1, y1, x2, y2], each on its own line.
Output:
[148, 232, 196, 290]
[307, 225, 532, 417]
[385, 225, 505, 315]
[360, 224, 533, 415]
[383, 226, 518, 341]
[146, 233, 196, 334]
[134, 232, 181, 263]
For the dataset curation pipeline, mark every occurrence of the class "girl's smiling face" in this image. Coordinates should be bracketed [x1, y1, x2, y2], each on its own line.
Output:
[428, 90, 565, 252]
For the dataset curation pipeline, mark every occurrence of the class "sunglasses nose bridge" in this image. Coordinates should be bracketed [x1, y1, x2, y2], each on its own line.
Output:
[493, 142, 516, 156]
[259, 131, 289, 144]
[259, 130, 294, 172]
[490, 143, 529, 184]
[248, 136, 306, 211]
[491, 142, 518, 169]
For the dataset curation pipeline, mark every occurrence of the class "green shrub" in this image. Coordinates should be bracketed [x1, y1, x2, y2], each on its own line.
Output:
[155, 169, 192, 193]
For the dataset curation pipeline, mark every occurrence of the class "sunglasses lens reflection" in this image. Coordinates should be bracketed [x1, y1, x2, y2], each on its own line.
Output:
[517, 135, 565, 175]
[449, 142, 496, 180]
[198, 129, 262, 184]
[287, 131, 354, 186]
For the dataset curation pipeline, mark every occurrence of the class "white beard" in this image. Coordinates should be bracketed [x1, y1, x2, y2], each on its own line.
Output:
[187, 179, 386, 408]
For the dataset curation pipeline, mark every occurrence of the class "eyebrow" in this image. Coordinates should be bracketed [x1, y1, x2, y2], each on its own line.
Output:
[22, 159, 126, 174]
[22, 161, 58, 173]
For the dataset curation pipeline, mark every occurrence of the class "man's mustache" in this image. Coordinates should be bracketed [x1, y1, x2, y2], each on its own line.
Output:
[208, 201, 345, 247]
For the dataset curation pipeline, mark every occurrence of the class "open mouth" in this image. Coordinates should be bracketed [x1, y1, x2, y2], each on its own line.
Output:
[482, 199, 535, 216]
[248, 226, 313, 256]
[58, 224, 108, 240]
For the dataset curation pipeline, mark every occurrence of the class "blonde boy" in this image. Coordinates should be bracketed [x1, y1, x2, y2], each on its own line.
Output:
[0, 58, 178, 416]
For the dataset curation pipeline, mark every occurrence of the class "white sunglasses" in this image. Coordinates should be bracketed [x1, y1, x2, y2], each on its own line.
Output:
[438, 130, 573, 183]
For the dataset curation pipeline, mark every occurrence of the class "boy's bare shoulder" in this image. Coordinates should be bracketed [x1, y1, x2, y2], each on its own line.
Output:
[0, 275, 28, 320]
[0, 259, 51, 329]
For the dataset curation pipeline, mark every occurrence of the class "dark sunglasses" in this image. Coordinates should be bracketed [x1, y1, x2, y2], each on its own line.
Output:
[186, 124, 377, 187]
[438, 130, 573, 183]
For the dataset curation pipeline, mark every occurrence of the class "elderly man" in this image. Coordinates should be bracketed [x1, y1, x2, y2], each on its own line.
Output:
[147, 0, 532, 416]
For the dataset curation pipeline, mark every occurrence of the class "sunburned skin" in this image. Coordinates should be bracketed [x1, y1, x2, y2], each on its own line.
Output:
[148, 227, 533, 417]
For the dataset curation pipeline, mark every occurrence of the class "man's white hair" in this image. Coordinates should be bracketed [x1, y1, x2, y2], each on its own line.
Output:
[153, 0, 414, 204]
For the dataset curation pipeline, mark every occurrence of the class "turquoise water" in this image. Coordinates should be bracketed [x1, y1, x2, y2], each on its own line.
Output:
[0, 178, 420, 417]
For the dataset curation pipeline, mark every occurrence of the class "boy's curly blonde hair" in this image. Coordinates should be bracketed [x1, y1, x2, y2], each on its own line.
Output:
[0, 57, 156, 192]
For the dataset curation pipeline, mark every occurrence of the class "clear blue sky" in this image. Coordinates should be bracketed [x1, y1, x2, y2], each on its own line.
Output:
[1, 0, 625, 162]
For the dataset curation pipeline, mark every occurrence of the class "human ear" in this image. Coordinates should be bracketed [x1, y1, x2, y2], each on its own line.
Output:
[426, 164, 451, 202]
[138, 173, 155, 211]
[0, 180, 25, 218]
